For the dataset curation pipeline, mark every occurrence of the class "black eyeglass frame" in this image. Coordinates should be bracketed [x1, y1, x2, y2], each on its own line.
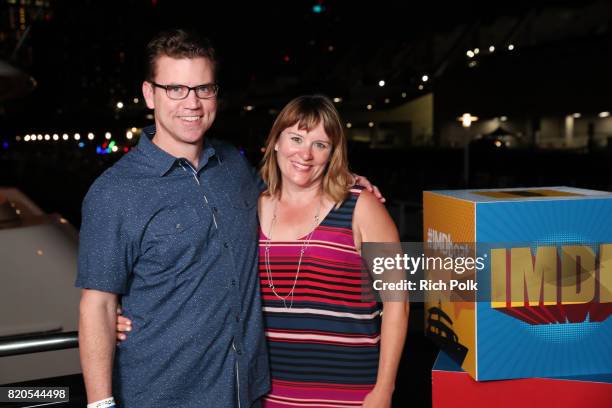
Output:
[148, 81, 219, 100]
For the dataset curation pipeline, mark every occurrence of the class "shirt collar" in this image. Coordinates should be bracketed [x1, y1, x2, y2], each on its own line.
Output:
[137, 125, 217, 176]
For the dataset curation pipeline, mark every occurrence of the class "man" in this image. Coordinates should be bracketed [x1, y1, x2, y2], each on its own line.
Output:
[77, 29, 269, 407]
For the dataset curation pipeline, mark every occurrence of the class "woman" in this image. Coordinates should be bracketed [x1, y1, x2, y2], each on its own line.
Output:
[257, 95, 407, 408]
[118, 95, 408, 407]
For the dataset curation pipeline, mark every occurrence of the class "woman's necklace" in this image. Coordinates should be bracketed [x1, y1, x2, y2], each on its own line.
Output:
[264, 197, 322, 309]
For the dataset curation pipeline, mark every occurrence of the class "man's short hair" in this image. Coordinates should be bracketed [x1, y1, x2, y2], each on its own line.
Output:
[145, 28, 217, 81]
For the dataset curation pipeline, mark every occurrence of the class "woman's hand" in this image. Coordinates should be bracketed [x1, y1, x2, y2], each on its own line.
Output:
[362, 385, 393, 408]
[116, 306, 132, 342]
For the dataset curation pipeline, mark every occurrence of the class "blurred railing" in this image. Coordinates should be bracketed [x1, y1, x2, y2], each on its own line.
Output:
[0, 331, 78, 357]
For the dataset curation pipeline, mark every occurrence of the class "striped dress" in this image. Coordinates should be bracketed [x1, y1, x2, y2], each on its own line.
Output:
[258, 187, 381, 408]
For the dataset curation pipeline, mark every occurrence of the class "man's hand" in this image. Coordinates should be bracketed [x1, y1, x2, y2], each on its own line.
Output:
[352, 174, 385, 203]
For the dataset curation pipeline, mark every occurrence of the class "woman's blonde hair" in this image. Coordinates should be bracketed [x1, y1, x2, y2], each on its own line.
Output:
[260, 95, 352, 204]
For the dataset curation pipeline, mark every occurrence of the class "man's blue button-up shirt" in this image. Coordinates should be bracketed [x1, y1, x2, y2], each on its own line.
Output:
[76, 126, 270, 407]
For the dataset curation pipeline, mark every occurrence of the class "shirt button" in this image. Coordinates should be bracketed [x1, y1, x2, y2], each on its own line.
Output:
[236, 348, 242, 355]
[224, 242, 229, 248]
[213, 206, 218, 213]
[231, 279, 237, 286]
[235, 314, 240, 322]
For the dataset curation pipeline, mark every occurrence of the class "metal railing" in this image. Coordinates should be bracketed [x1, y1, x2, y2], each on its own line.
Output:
[0, 331, 78, 357]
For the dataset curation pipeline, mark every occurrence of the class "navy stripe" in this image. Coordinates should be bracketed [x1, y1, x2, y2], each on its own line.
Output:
[271, 357, 379, 370]
[265, 316, 380, 335]
[271, 369, 377, 384]
[268, 342, 380, 356]
[270, 351, 379, 364]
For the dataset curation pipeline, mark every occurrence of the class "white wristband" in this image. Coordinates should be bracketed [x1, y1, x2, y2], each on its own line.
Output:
[87, 397, 116, 408]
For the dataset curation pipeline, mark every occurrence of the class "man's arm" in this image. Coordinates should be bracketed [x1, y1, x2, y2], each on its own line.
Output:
[79, 289, 119, 403]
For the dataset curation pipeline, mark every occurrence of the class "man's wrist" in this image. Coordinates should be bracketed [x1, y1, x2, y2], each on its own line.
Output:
[87, 396, 116, 408]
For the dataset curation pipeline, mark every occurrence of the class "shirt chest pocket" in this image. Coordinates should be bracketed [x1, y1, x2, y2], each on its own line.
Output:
[149, 205, 202, 236]
[228, 189, 257, 210]
[224, 182, 258, 226]
[144, 204, 206, 263]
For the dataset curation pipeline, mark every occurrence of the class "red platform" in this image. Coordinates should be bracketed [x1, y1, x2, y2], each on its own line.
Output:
[432, 351, 612, 408]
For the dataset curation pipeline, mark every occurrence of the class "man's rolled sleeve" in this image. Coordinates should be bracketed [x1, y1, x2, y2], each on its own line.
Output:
[76, 179, 133, 294]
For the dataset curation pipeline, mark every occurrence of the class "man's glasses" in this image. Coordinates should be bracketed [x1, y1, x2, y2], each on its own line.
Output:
[149, 81, 219, 100]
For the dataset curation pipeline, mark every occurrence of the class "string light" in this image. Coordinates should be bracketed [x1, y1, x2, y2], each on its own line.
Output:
[458, 113, 478, 128]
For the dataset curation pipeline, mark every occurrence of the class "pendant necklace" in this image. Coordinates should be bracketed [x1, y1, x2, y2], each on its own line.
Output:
[264, 197, 322, 309]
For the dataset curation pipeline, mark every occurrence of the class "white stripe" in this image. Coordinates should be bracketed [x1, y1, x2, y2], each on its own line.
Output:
[307, 243, 359, 255]
[264, 396, 360, 408]
[267, 394, 363, 404]
[265, 331, 380, 344]
[263, 306, 379, 320]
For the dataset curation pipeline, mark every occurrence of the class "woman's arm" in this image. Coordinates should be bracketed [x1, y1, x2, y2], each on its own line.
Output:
[353, 190, 409, 408]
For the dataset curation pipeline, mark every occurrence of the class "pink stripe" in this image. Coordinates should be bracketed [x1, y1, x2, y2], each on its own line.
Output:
[259, 272, 366, 286]
[262, 294, 377, 307]
[264, 380, 372, 403]
[260, 280, 368, 293]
